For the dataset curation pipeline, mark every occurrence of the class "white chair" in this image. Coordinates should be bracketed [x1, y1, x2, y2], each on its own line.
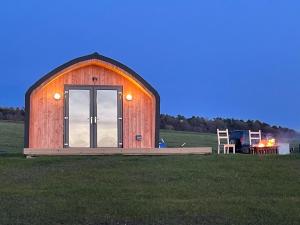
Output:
[249, 130, 262, 146]
[217, 129, 235, 154]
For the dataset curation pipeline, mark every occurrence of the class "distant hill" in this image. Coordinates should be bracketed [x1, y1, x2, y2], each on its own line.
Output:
[0, 107, 24, 121]
[160, 114, 298, 138]
[0, 107, 297, 138]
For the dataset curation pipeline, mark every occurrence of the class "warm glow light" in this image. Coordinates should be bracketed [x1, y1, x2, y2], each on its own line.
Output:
[258, 143, 265, 148]
[53, 93, 61, 100]
[126, 94, 133, 101]
[257, 138, 276, 148]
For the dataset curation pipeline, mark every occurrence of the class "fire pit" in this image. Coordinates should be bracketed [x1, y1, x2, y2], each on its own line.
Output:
[250, 138, 278, 155]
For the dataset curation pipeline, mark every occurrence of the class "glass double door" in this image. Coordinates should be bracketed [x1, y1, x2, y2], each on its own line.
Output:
[64, 86, 122, 148]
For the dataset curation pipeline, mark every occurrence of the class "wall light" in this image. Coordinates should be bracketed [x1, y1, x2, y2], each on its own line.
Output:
[125, 94, 133, 101]
[53, 93, 61, 100]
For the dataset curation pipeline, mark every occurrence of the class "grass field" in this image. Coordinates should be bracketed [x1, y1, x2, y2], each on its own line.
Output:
[0, 121, 23, 154]
[160, 129, 218, 150]
[0, 121, 299, 225]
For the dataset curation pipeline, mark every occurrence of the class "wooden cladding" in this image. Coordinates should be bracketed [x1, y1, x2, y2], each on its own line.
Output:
[27, 55, 159, 149]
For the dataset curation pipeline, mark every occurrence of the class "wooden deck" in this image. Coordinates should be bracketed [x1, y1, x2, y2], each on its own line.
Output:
[23, 147, 212, 156]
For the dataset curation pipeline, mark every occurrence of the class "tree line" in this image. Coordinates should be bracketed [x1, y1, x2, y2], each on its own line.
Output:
[0, 107, 297, 138]
[160, 114, 298, 138]
[0, 107, 25, 121]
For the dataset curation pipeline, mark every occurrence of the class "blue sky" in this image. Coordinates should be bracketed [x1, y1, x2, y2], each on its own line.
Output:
[0, 0, 300, 130]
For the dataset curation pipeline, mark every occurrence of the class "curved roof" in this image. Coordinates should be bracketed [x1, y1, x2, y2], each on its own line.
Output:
[25, 52, 159, 99]
[24, 52, 160, 147]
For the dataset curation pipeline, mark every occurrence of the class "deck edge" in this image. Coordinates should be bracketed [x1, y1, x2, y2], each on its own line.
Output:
[23, 147, 212, 156]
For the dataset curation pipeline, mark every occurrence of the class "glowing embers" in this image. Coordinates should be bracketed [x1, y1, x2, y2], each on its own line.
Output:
[257, 138, 276, 148]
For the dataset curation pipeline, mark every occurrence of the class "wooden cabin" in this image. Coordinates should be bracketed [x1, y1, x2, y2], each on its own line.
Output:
[24, 53, 160, 155]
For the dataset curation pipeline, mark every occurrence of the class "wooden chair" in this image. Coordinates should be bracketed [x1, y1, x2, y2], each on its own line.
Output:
[249, 130, 262, 154]
[217, 129, 235, 154]
[249, 130, 262, 146]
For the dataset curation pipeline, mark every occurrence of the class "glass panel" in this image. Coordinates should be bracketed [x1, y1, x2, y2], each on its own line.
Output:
[97, 90, 118, 147]
[69, 90, 90, 147]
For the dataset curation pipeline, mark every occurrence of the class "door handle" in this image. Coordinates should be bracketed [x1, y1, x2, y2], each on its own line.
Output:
[94, 116, 97, 124]
[90, 117, 93, 124]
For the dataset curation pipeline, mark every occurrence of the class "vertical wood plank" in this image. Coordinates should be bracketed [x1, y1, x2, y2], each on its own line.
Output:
[29, 63, 156, 149]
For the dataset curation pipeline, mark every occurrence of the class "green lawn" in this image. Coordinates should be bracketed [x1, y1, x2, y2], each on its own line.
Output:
[160, 129, 218, 151]
[0, 121, 299, 225]
[0, 121, 23, 153]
